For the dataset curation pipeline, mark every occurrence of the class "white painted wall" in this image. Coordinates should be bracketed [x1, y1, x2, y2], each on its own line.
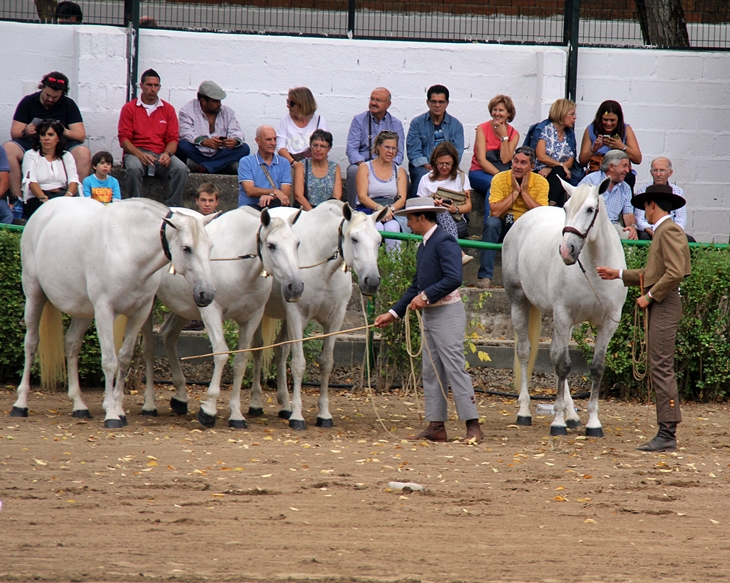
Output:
[1, 21, 728, 241]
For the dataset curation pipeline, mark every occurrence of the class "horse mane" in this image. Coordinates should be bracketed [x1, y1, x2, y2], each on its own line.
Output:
[117, 197, 170, 217]
[565, 182, 603, 220]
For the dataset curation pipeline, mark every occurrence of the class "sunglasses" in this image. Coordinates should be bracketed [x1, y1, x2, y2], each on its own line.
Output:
[46, 76, 66, 86]
[287, 100, 298, 107]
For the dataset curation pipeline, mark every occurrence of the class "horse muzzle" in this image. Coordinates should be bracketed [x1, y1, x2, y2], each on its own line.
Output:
[193, 284, 216, 307]
[358, 274, 381, 297]
[282, 277, 304, 303]
[559, 239, 579, 266]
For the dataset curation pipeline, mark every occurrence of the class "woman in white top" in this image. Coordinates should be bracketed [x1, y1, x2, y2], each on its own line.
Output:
[277, 87, 329, 164]
[22, 119, 79, 217]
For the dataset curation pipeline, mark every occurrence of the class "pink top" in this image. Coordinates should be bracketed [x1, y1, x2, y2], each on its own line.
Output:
[469, 121, 517, 173]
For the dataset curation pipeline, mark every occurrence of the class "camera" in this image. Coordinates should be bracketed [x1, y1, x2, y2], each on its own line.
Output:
[505, 213, 514, 225]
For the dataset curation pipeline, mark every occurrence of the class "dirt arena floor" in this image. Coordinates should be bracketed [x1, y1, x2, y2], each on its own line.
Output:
[2, 369, 730, 583]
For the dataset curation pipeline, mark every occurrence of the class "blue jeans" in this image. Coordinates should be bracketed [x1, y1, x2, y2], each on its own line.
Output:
[478, 215, 511, 280]
[177, 140, 250, 174]
[0, 198, 14, 224]
[469, 170, 494, 226]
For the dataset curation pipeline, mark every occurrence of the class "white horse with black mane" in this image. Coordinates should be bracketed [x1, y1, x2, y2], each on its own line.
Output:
[140, 207, 303, 428]
[250, 200, 386, 430]
[502, 178, 627, 436]
[10, 197, 216, 428]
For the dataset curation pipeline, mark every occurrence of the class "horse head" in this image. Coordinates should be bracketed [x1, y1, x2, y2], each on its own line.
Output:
[259, 209, 304, 303]
[163, 212, 217, 307]
[341, 203, 383, 296]
[558, 178, 610, 265]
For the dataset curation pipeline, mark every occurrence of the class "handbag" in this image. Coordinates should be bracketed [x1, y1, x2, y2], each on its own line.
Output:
[587, 153, 603, 174]
[485, 149, 511, 172]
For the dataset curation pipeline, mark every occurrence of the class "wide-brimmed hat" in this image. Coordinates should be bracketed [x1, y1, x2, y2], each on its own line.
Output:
[198, 80, 227, 100]
[631, 184, 686, 211]
[394, 197, 449, 216]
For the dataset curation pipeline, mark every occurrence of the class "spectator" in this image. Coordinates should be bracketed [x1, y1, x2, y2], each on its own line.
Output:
[355, 130, 407, 251]
[531, 98, 582, 207]
[406, 84, 464, 199]
[345, 87, 405, 208]
[139, 16, 158, 28]
[195, 183, 220, 216]
[118, 68, 189, 207]
[22, 119, 79, 217]
[477, 146, 548, 289]
[578, 99, 642, 191]
[82, 151, 121, 204]
[578, 150, 637, 240]
[0, 146, 12, 224]
[277, 87, 329, 164]
[634, 157, 694, 242]
[238, 125, 292, 211]
[55, 1, 83, 23]
[292, 129, 342, 210]
[3, 71, 90, 201]
[177, 80, 250, 175]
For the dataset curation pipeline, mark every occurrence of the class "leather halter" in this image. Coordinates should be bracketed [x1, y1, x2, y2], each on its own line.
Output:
[561, 203, 600, 241]
[160, 210, 174, 261]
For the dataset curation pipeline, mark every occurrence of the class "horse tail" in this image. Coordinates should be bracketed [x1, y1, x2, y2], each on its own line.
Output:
[512, 304, 542, 391]
[260, 316, 279, 374]
[113, 315, 128, 354]
[38, 303, 66, 391]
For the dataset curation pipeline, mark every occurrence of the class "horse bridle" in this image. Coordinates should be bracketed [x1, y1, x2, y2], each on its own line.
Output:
[299, 218, 349, 271]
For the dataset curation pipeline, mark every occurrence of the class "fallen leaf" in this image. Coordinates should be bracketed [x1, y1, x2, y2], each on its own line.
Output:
[34, 459, 48, 466]
[584, 519, 597, 524]
[554, 496, 567, 502]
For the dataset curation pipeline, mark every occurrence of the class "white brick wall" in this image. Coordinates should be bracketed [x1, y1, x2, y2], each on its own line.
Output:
[0, 22, 728, 241]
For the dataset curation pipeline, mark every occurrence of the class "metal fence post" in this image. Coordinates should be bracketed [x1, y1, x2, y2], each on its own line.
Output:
[563, 0, 580, 101]
[347, 0, 356, 39]
[124, 0, 141, 102]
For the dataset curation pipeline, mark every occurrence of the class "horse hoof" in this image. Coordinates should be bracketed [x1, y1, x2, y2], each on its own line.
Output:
[228, 419, 248, 429]
[197, 408, 216, 429]
[104, 419, 124, 429]
[278, 410, 292, 420]
[72, 409, 92, 419]
[10, 406, 29, 418]
[141, 409, 158, 417]
[289, 419, 307, 431]
[170, 398, 188, 416]
[516, 416, 532, 426]
[550, 425, 568, 436]
[586, 427, 604, 438]
[315, 417, 334, 428]
[247, 407, 264, 417]
[120, 415, 128, 427]
[566, 419, 582, 429]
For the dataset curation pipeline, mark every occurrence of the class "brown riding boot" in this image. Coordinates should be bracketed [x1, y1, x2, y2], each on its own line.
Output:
[636, 422, 677, 452]
[464, 418, 483, 444]
[407, 421, 447, 442]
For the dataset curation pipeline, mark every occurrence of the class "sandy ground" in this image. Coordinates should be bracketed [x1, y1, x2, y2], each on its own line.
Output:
[1, 370, 730, 583]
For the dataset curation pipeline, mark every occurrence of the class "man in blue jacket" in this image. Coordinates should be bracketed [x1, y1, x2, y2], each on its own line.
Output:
[375, 198, 482, 443]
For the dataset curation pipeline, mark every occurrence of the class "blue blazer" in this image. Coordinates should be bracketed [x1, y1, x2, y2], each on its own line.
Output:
[392, 226, 463, 318]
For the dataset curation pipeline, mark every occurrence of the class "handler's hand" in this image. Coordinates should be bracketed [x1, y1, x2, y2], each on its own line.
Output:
[374, 313, 395, 328]
[636, 295, 651, 309]
[409, 295, 428, 311]
[596, 266, 620, 280]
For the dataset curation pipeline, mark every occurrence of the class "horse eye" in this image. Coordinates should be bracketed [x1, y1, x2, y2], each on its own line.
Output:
[587, 207, 595, 214]
[267, 243, 276, 251]
[182, 246, 192, 254]
[351, 237, 359, 244]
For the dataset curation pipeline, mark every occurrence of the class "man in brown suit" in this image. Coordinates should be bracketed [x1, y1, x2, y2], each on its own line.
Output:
[596, 184, 691, 452]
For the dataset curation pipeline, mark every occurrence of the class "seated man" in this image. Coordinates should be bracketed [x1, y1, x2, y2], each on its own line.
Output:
[578, 150, 637, 240]
[178, 81, 250, 175]
[118, 69, 189, 207]
[634, 156, 694, 242]
[237, 125, 291, 211]
[477, 146, 548, 289]
[55, 1, 83, 23]
[345, 87, 405, 207]
[195, 182, 220, 216]
[407, 84, 464, 199]
[3, 71, 91, 200]
[0, 146, 12, 225]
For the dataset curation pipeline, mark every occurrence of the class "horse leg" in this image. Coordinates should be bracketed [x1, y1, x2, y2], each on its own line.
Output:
[94, 310, 123, 428]
[160, 313, 190, 416]
[584, 323, 614, 438]
[283, 316, 307, 430]
[113, 309, 153, 425]
[563, 376, 582, 429]
[12, 291, 47, 417]
[549, 312, 573, 436]
[196, 305, 227, 429]
[510, 296, 534, 425]
[65, 317, 93, 417]
[248, 322, 265, 417]
[140, 312, 158, 415]
[274, 321, 294, 420]
[228, 312, 264, 429]
[315, 314, 345, 428]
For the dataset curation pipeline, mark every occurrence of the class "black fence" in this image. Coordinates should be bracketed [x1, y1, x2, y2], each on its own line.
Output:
[1, 0, 728, 49]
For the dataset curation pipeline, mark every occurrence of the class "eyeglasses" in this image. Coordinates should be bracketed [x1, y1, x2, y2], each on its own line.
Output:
[310, 142, 330, 150]
[381, 145, 398, 152]
[287, 100, 298, 107]
[436, 161, 453, 167]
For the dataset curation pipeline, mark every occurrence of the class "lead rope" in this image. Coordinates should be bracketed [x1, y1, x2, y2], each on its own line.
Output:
[633, 274, 654, 434]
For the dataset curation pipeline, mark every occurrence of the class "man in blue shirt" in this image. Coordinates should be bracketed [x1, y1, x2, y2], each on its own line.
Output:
[238, 125, 292, 210]
[406, 85, 464, 199]
[345, 87, 405, 208]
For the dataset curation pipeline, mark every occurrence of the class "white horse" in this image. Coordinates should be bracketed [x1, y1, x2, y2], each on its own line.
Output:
[11, 197, 216, 428]
[139, 207, 304, 428]
[502, 178, 627, 436]
[250, 200, 386, 430]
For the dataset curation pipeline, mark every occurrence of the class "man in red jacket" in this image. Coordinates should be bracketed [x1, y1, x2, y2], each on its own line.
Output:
[118, 69, 189, 206]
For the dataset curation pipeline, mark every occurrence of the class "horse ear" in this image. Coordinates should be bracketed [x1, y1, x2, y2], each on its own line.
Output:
[260, 208, 271, 227]
[288, 210, 303, 226]
[558, 176, 576, 200]
[342, 202, 353, 221]
[598, 178, 611, 195]
[373, 206, 389, 223]
[162, 218, 178, 230]
[201, 212, 220, 226]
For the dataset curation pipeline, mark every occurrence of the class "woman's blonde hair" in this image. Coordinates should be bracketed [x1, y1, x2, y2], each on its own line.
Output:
[288, 87, 317, 118]
[548, 98, 576, 125]
[372, 130, 399, 157]
[488, 94, 516, 123]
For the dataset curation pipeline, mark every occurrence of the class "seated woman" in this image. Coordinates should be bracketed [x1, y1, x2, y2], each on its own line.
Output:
[579, 100, 642, 191]
[534, 98, 580, 207]
[292, 129, 342, 210]
[355, 130, 407, 251]
[417, 142, 473, 264]
[468, 94, 519, 216]
[22, 119, 79, 217]
[276, 87, 329, 164]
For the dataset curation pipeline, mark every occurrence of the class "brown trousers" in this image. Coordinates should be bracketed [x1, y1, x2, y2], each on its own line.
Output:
[647, 288, 682, 423]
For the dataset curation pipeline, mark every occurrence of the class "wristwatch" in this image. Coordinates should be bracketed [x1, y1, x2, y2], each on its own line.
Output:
[420, 292, 429, 303]
[501, 136, 509, 141]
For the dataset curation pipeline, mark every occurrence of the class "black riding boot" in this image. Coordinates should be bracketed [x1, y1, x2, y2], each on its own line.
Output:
[636, 422, 677, 452]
